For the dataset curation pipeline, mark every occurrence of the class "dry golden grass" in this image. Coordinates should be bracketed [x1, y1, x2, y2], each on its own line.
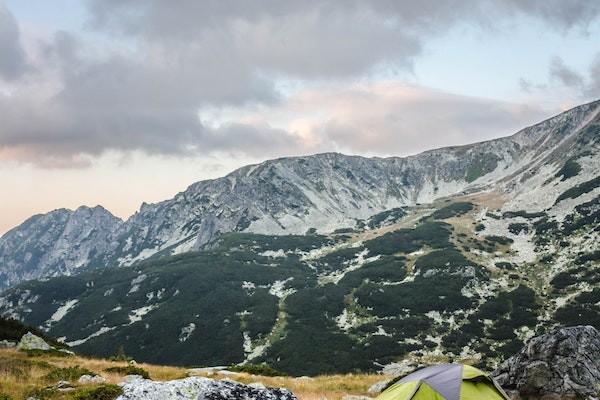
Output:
[0, 348, 388, 400]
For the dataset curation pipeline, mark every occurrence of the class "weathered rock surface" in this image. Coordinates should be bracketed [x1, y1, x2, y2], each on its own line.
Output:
[78, 374, 106, 384]
[367, 379, 390, 394]
[117, 376, 297, 400]
[493, 325, 600, 399]
[17, 332, 51, 351]
[0, 339, 16, 348]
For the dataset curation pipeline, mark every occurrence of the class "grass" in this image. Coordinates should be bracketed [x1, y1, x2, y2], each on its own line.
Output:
[0, 348, 386, 400]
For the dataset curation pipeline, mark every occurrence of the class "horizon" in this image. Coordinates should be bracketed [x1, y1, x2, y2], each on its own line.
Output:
[1, 1, 599, 235]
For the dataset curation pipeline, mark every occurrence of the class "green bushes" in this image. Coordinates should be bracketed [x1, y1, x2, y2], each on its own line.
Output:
[508, 223, 529, 235]
[72, 385, 123, 400]
[431, 202, 474, 219]
[555, 176, 600, 204]
[0, 317, 66, 349]
[485, 235, 513, 245]
[502, 210, 546, 219]
[44, 366, 94, 382]
[104, 365, 150, 379]
[365, 221, 451, 255]
[367, 208, 406, 229]
[554, 159, 581, 181]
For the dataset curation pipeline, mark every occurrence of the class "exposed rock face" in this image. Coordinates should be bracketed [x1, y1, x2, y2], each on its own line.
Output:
[78, 374, 106, 384]
[17, 331, 51, 351]
[493, 326, 600, 400]
[117, 376, 297, 400]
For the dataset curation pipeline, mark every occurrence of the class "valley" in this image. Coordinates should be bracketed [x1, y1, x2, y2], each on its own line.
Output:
[0, 101, 598, 378]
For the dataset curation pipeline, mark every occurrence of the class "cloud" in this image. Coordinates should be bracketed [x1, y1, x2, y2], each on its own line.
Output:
[549, 57, 584, 89]
[203, 83, 554, 157]
[0, 3, 27, 80]
[0, 1, 598, 167]
[546, 54, 600, 99]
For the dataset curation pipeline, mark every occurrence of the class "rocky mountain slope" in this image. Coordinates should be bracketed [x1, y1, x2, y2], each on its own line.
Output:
[1, 100, 598, 289]
[0, 100, 598, 375]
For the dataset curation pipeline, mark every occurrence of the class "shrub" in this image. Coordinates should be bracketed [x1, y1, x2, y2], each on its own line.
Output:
[431, 202, 474, 219]
[45, 366, 94, 382]
[508, 223, 529, 235]
[73, 385, 123, 400]
[555, 176, 600, 204]
[554, 158, 581, 181]
[485, 235, 513, 245]
[105, 365, 150, 379]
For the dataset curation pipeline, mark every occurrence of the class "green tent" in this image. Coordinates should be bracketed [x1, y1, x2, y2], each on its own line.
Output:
[377, 364, 510, 400]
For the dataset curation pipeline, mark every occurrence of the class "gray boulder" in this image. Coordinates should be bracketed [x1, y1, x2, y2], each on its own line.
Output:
[492, 325, 600, 400]
[367, 379, 390, 394]
[117, 376, 297, 400]
[0, 339, 16, 348]
[78, 374, 106, 384]
[17, 332, 51, 351]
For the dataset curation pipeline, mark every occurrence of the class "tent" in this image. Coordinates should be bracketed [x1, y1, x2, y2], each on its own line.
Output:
[377, 364, 510, 400]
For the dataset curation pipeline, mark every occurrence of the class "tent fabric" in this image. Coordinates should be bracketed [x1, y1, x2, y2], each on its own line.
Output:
[397, 363, 462, 400]
[377, 364, 509, 400]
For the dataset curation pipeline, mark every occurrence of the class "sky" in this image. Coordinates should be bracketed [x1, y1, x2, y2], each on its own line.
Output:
[0, 1, 599, 235]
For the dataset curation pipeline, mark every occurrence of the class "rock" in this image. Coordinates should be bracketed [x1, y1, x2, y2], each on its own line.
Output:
[367, 379, 390, 394]
[219, 369, 242, 376]
[295, 376, 314, 381]
[492, 325, 600, 400]
[120, 375, 145, 384]
[55, 380, 74, 392]
[78, 374, 106, 384]
[0, 339, 16, 348]
[17, 332, 51, 351]
[117, 376, 297, 400]
[381, 360, 420, 377]
[249, 382, 267, 389]
[341, 396, 372, 400]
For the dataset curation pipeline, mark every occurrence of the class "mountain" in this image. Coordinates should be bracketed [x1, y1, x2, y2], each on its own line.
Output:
[0, 100, 598, 375]
[1, 100, 599, 289]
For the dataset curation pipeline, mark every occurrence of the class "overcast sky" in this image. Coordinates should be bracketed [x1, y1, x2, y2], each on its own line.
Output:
[0, 0, 599, 234]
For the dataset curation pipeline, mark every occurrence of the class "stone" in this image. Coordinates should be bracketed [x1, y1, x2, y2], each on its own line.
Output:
[120, 375, 144, 384]
[249, 382, 267, 389]
[367, 379, 390, 394]
[17, 332, 51, 351]
[0, 339, 16, 348]
[78, 374, 107, 384]
[117, 376, 297, 400]
[492, 325, 600, 400]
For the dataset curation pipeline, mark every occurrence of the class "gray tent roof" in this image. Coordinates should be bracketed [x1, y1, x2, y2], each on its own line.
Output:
[398, 364, 463, 400]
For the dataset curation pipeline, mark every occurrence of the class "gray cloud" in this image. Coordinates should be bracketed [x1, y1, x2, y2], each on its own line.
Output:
[548, 54, 600, 98]
[549, 57, 584, 88]
[0, 1, 598, 166]
[0, 3, 27, 80]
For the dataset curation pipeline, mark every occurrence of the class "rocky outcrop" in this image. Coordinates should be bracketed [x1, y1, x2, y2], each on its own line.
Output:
[117, 376, 297, 400]
[493, 325, 600, 400]
[17, 332, 51, 351]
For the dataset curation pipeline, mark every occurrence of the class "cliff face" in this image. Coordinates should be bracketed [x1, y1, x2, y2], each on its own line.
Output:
[493, 326, 600, 400]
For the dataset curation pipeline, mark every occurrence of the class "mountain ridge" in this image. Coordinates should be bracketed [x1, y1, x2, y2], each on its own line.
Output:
[0, 99, 598, 288]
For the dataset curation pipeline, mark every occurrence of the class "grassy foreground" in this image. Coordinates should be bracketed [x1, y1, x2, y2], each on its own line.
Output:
[0, 348, 387, 400]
